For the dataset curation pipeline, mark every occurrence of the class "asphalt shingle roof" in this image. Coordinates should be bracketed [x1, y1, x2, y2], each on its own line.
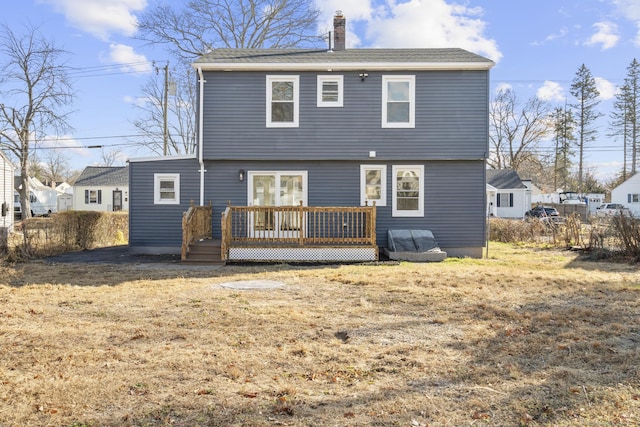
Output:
[75, 166, 128, 187]
[487, 169, 527, 190]
[194, 48, 494, 68]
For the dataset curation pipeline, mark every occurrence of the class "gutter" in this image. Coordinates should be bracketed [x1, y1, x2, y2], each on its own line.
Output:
[197, 67, 206, 206]
[193, 61, 495, 72]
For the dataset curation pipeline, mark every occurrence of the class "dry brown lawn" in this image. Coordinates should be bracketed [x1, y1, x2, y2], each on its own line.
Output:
[0, 243, 639, 426]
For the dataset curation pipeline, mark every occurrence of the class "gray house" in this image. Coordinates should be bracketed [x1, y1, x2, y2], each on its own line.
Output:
[129, 13, 494, 260]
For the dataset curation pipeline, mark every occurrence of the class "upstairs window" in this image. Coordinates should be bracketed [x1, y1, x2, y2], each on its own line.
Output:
[317, 75, 343, 107]
[267, 75, 299, 127]
[154, 173, 180, 205]
[382, 75, 415, 128]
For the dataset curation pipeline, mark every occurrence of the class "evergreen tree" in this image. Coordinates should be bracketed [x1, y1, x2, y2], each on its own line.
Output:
[551, 105, 576, 191]
[570, 64, 601, 193]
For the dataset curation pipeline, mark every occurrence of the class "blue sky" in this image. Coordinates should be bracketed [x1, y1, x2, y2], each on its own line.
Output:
[2, 0, 640, 181]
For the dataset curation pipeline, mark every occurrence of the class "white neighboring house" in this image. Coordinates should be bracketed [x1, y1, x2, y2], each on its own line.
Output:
[486, 169, 531, 219]
[611, 173, 640, 216]
[73, 166, 129, 212]
[0, 151, 15, 234]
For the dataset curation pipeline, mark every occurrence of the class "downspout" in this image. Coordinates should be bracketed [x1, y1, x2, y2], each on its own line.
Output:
[197, 67, 206, 206]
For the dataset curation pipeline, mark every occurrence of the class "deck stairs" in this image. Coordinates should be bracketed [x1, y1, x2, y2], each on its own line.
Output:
[182, 239, 224, 265]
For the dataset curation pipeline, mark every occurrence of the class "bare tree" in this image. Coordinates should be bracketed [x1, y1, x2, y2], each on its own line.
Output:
[137, 0, 322, 62]
[488, 88, 552, 173]
[132, 66, 197, 156]
[99, 148, 124, 167]
[0, 23, 73, 218]
[41, 149, 70, 186]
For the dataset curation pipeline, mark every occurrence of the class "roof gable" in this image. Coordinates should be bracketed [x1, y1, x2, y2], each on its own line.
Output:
[487, 169, 527, 190]
[75, 166, 129, 187]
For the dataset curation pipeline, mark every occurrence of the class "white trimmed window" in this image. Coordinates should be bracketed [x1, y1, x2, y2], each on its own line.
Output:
[267, 75, 299, 127]
[154, 173, 180, 205]
[628, 194, 640, 203]
[317, 75, 343, 107]
[392, 165, 424, 217]
[360, 165, 386, 206]
[382, 75, 415, 128]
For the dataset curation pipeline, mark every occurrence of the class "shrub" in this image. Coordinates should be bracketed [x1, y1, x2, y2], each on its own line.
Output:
[5, 211, 128, 261]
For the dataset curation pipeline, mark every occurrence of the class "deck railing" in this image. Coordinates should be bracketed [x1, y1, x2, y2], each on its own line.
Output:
[181, 202, 213, 260]
[220, 202, 376, 261]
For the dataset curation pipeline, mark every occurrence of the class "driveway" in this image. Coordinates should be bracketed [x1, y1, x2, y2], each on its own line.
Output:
[44, 245, 181, 265]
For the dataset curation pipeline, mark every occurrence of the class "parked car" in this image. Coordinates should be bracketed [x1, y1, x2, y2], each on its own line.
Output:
[594, 203, 631, 217]
[525, 206, 560, 218]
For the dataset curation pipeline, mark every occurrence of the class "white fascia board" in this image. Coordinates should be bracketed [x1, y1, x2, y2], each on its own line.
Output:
[128, 154, 197, 163]
[192, 61, 495, 72]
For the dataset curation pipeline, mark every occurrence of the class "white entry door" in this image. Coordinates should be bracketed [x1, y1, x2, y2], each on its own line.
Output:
[248, 171, 307, 238]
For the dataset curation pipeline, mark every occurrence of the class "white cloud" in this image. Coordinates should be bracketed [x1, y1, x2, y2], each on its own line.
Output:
[123, 95, 150, 108]
[315, 0, 501, 62]
[612, 0, 640, 47]
[584, 21, 619, 50]
[494, 82, 512, 94]
[38, 0, 146, 40]
[537, 81, 565, 102]
[108, 44, 152, 73]
[595, 77, 618, 100]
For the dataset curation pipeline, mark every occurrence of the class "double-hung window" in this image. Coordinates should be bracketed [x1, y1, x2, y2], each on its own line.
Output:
[85, 189, 102, 204]
[497, 193, 514, 207]
[317, 75, 343, 107]
[154, 173, 180, 205]
[266, 75, 299, 127]
[360, 165, 386, 206]
[628, 194, 640, 204]
[392, 165, 424, 217]
[382, 75, 415, 128]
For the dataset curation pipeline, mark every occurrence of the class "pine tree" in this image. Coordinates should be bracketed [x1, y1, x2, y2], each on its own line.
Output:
[552, 106, 576, 191]
[570, 64, 601, 193]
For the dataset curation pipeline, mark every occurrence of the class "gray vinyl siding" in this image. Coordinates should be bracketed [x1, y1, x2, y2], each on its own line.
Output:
[129, 158, 200, 251]
[202, 70, 489, 161]
[204, 160, 485, 250]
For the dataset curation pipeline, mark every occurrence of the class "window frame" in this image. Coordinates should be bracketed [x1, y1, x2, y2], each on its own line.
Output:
[360, 165, 387, 207]
[382, 75, 415, 128]
[392, 165, 424, 217]
[266, 75, 299, 127]
[628, 193, 640, 204]
[85, 189, 102, 205]
[497, 192, 514, 208]
[154, 173, 180, 205]
[317, 75, 344, 107]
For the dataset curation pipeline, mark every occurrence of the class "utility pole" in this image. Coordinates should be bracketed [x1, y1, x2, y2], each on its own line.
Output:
[163, 62, 169, 156]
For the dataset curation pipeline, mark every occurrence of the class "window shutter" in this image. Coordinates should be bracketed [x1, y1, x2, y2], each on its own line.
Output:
[98, 190, 102, 204]
[496, 195, 501, 207]
[629, 194, 632, 203]
[510, 193, 514, 207]
[85, 190, 89, 204]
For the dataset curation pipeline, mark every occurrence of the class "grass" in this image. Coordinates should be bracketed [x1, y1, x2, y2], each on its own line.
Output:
[0, 242, 639, 426]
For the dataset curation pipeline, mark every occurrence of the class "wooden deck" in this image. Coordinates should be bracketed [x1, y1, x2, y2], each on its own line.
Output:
[182, 203, 378, 263]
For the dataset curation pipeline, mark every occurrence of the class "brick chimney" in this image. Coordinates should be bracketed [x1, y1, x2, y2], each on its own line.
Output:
[333, 11, 346, 51]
